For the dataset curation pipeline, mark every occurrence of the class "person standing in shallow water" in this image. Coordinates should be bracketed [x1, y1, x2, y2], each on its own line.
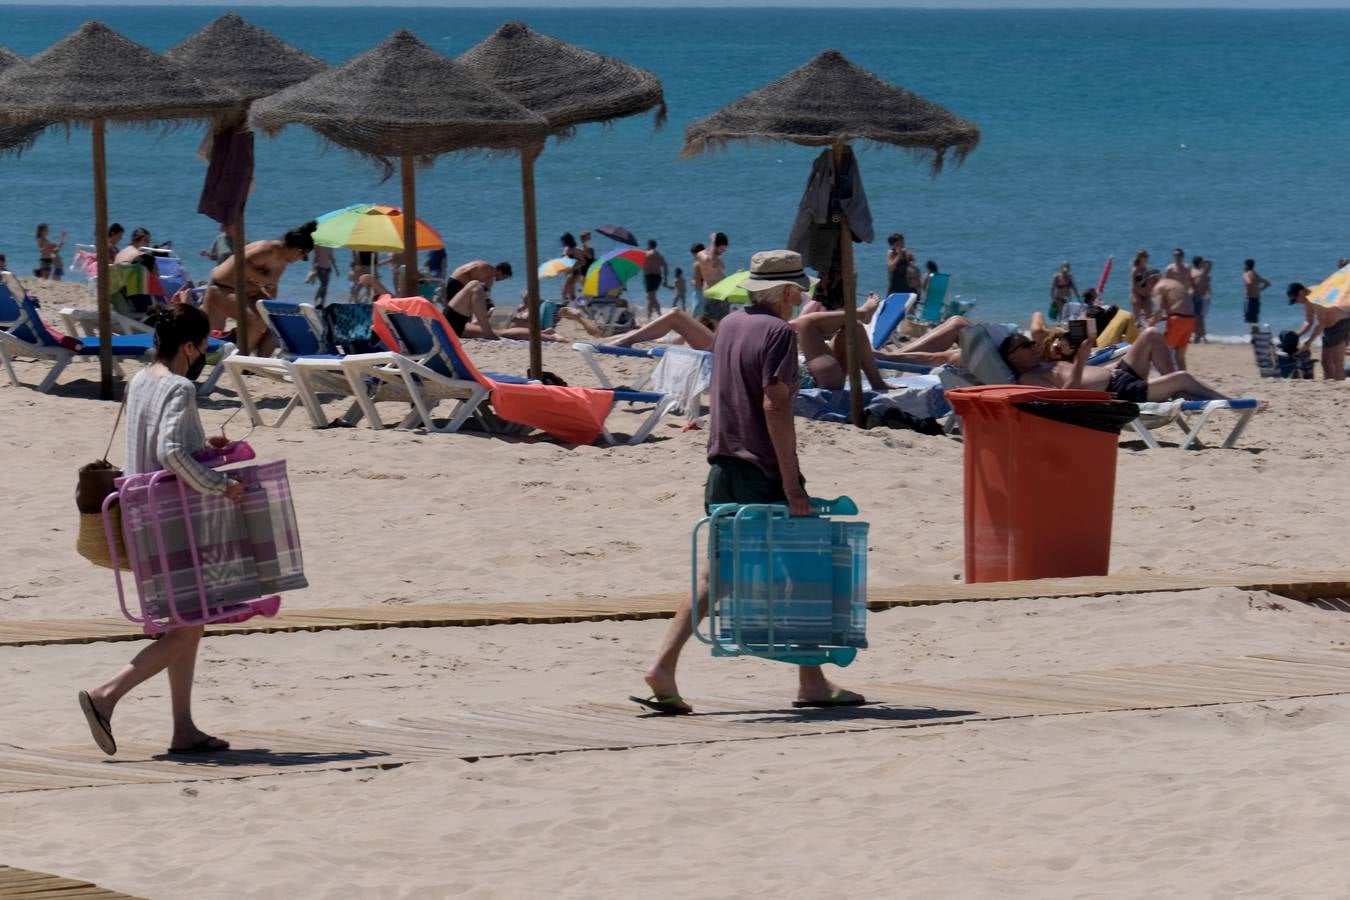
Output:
[78, 304, 246, 758]
[1243, 259, 1271, 327]
[632, 250, 865, 716]
[642, 239, 668, 320]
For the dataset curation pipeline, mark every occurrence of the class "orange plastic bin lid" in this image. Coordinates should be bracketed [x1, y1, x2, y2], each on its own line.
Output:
[947, 385, 1114, 414]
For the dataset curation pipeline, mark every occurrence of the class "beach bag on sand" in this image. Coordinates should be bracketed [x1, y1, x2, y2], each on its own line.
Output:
[75, 396, 128, 570]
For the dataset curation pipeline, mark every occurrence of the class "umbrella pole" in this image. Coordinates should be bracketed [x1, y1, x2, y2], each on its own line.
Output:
[91, 119, 113, 400]
[521, 146, 543, 380]
[231, 214, 249, 355]
[401, 153, 418, 297]
[833, 142, 864, 427]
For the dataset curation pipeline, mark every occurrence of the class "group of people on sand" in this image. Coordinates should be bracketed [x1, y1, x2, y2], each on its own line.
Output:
[71, 228, 1337, 744]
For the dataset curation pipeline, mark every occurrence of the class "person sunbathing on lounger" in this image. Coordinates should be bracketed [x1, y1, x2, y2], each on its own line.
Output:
[602, 296, 892, 392]
[999, 330, 1228, 402]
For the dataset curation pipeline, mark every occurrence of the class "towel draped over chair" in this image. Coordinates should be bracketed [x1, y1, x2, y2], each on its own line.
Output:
[372, 295, 619, 445]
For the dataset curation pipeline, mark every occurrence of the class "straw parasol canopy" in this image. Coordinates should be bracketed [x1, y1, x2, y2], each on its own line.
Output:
[0, 48, 44, 156]
[458, 21, 666, 135]
[682, 49, 980, 172]
[682, 49, 979, 426]
[167, 13, 329, 355]
[458, 21, 666, 378]
[251, 30, 548, 293]
[0, 21, 238, 398]
[166, 13, 327, 109]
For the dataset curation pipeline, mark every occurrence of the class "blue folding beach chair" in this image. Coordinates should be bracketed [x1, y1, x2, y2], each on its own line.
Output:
[869, 292, 916, 350]
[692, 496, 869, 668]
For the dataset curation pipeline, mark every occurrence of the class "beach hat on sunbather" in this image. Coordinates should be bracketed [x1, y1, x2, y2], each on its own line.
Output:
[740, 250, 811, 292]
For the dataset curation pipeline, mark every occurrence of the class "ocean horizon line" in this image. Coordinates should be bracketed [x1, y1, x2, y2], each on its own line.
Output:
[2, 2, 1349, 8]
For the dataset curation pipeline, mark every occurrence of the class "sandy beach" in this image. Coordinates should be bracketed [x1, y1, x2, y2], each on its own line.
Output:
[3, 279, 1350, 898]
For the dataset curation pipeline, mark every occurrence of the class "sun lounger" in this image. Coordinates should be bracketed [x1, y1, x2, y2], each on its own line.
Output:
[1129, 399, 1260, 450]
[223, 300, 380, 428]
[937, 324, 1260, 449]
[571, 342, 666, 389]
[372, 296, 677, 445]
[0, 293, 231, 394]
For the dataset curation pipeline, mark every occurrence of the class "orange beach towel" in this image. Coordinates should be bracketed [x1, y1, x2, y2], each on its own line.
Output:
[372, 295, 615, 445]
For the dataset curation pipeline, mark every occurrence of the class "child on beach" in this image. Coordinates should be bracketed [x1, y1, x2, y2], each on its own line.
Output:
[78, 304, 245, 757]
[671, 267, 687, 310]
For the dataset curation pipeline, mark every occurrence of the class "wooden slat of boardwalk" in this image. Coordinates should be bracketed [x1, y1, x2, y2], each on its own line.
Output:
[3, 571, 1349, 649]
[0, 865, 143, 899]
[6, 649, 1350, 794]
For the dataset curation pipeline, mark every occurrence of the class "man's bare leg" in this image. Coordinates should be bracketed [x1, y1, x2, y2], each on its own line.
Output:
[1146, 371, 1227, 402]
[447, 281, 498, 340]
[605, 308, 713, 351]
[1122, 328, 1175, 375]
[1324, 344, 1346, 381]
[642, 566, 707, 712]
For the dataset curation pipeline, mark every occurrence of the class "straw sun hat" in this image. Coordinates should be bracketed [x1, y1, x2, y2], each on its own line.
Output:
[741, 249, 812, 293]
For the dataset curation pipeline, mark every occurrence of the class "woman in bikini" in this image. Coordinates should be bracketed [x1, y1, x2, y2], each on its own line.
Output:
[202, 221, 317, 354]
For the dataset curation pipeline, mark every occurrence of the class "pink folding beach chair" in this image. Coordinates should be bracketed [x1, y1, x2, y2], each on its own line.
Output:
[103, 442, 305, 634]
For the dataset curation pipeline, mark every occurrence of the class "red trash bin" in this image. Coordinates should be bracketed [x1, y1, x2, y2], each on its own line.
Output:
[946, 385, 1138, 584]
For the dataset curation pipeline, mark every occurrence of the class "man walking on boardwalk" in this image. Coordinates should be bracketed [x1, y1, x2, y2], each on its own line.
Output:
[632, 250, 865, 715]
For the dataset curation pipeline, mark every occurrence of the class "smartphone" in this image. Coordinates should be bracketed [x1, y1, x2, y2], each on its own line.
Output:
[1067, 319, 1088, 347]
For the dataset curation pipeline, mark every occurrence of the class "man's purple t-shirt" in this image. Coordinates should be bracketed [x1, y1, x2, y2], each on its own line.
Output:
[707, 305, 800, 478]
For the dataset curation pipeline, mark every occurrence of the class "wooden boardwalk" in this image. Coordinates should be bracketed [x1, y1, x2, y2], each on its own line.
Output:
[6, 648, 1350, 794]
[1, 571, 1347, 649]
[0, 865, 143, 899]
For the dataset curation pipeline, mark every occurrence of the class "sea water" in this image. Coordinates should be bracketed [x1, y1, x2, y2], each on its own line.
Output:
[2, 6, 1347, 336]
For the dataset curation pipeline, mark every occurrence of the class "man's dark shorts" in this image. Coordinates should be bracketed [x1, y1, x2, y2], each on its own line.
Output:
[1323, 316, 1350, 349]
[704, 456, 801, 513]
[644, 273, 662, 293]
[1106, 361, 1149, 403]
[1244, 297, 1261, 324]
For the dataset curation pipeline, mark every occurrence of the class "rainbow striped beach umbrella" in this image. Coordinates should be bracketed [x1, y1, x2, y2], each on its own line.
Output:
[582, 248, 647, 297]
[313, 203, 443, 253]
[1308, 262, 1350, 310]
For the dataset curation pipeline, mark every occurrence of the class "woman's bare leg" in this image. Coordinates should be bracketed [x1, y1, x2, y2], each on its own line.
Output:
[202, 284, 232, 331]
[900, 315, 971, 354]
[792, 311, 889, 391]
[1028, 312, 1050, 347]
[84, 626, 207, 741]
[557, 306, 603, 338]
[604, 308, 713, 351]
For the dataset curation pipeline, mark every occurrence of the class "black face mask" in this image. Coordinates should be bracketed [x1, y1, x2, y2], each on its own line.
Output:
[185, 347, 208, 382]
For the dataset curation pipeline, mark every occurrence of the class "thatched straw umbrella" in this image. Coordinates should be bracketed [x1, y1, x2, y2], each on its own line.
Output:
[0, 22, 237, 399]
[0, 48, 44, 157]
[250, 30, 548, 309]
[459, 22, 666, 378]
[683, 50, 980, 426]
[167, 13, 328, 354]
